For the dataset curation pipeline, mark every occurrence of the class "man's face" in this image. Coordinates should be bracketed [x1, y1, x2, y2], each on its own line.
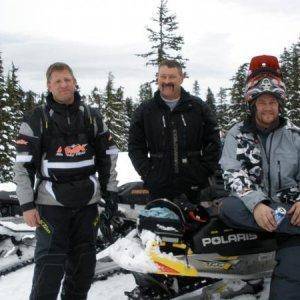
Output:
[47, 69, 76, 105]
[255, 94, 280, 128]
[157, 66, 183, 100]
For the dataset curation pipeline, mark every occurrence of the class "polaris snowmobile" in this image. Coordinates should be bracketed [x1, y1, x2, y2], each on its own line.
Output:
[109, 198, 277, 299]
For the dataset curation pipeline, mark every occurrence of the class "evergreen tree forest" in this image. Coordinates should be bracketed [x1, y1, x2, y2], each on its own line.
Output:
[0, 22, 298, 183]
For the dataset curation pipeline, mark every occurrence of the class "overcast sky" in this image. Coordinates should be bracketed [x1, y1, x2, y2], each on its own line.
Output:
[0, 0, 299, 100]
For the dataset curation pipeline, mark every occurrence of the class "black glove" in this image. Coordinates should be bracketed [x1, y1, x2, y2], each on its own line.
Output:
[173, 194, 209, 223]
[198, 184, 229, 202]
[99, 191, 119, 243]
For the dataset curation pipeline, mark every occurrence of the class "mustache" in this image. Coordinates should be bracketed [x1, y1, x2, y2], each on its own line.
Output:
[162, 83, 175, 89]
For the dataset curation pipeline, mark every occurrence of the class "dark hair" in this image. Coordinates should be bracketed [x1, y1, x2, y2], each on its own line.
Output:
[159, 60, 183, 74]
[46, 62, 75, 83]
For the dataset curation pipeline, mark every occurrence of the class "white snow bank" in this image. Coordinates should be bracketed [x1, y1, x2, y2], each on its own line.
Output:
[116, 152, 141, 186]
[0, 220, 34, 232]
[108, 229, 159, 273]
[0, 182, 16, 191]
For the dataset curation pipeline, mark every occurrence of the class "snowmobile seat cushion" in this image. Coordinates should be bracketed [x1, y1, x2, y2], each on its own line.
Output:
[117, 181, 151, 205]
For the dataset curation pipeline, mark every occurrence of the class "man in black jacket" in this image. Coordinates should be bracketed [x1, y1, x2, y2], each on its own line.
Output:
[129, 60, 221, 204]
[128, 60, 221, 298]
[14, 62, 118, 300]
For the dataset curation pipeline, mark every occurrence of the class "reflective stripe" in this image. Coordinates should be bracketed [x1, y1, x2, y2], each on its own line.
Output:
[89, 175, 98, 198]
[45, 181, 56, 200]
[15, 155, 33, 162]
[106, 148, 118, 155]
[44, 158, 95, 169]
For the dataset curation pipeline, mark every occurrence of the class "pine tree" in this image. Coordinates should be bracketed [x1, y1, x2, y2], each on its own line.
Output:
[192, 80, 200, 97]
[2, 63, 25, 181]
[138, 82, 153, 102]
[225, 63, 249, 129]
[23, 90, 37, 112]
[0, 53, 13, 181]
[280, 39, 300, 126]
[137, 0, 187, 70]
[216, 87, 230, 131]
[206, 87, 217, 115]
[102, 73, 128, 151]
[125, 97, 136, 122]
[88, 86, 103, 111]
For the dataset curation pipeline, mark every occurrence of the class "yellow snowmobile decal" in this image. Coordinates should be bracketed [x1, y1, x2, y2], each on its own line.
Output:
[147, 242, 198, 276]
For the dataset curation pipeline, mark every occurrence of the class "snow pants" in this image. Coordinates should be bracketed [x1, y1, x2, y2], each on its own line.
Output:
[30, 204, 99, 300]
[219, 196, 300, 300]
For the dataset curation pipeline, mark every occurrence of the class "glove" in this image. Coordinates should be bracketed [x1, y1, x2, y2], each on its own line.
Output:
[99, 191, 119, 243]
[198, 184, 229, 202]
[173, 194, 208, 223]
[102, 191, 118, 220]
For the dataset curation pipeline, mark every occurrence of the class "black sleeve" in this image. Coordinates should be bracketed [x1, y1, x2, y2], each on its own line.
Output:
[128, 104, 151, 180]
[199, 102, 222, 176]
[93, 109, 118, 194]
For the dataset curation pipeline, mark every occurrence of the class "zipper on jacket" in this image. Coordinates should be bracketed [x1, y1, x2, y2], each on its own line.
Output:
[181, 114, 188, 164]
[172, 120, 179, 174]
[277, 160, 282, 190]
[181, 114, 187, 127]
[266, 133, 274, 198]
[66, 108, 71, 126]
[162, 115, 166, 128]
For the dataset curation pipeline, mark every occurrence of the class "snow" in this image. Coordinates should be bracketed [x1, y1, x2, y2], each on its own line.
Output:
[0, 152, 271, 299]
[0, 220, 34, 232]
[108, 229, 159, 273]
[116, 152, 141, 186]
[0, 182, 16, 192]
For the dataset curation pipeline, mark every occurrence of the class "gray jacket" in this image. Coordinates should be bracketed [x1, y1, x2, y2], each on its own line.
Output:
[220, 118, 300, 212]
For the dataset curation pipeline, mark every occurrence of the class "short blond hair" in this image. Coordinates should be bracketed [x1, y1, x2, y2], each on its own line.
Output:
[46, 62, 75, 83]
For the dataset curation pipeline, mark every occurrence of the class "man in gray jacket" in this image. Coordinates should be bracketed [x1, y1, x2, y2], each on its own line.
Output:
[219, 55, 300, 299]
[14, 62, 118, 299]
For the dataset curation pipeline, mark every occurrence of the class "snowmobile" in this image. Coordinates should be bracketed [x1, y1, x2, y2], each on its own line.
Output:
[0, 182, 150, 278]
[109, 197, 277, 299]
[0, 216, 36, 276]
[0, 190, 35, 275]
[0, 190, 21, 217]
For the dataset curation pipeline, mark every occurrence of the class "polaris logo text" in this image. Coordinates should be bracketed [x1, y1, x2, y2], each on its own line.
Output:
[202, 233, 258, 247]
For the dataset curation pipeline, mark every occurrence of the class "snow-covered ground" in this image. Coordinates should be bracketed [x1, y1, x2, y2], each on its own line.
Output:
[0, 152, 270, 299]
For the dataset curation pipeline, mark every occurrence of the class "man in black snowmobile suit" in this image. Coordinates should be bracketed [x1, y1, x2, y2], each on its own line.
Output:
[219, 55, 300, 300]
[14, 62, 118, 300]
[128, 59, 221, 297]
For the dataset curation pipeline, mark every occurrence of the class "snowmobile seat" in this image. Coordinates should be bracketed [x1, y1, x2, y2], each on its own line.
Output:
[137, 199, 187, 243]
[192, 217, 277, 256]
[0, 191, 21, 217]
[117, 181, 151, 208]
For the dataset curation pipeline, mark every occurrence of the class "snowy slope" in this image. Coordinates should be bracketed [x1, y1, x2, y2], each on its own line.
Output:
[0, 152, 270, 299]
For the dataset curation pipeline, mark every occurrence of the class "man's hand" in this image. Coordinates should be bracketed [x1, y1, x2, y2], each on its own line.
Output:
[253, 203, 277, 232]
[288, 202, 300, 226]
[23, 208, 40, 227]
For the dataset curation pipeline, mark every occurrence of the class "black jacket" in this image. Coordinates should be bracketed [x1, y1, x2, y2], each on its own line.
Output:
[14, 92, 118, 211]
[128, 88, 221, 197]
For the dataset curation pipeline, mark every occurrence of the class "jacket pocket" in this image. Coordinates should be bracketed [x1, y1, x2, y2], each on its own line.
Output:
[52, 178, 94, 207]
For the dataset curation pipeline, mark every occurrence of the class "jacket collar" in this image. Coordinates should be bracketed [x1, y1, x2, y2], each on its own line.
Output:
[46, 91, 81, 114]
[154, 88, 192, 111]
